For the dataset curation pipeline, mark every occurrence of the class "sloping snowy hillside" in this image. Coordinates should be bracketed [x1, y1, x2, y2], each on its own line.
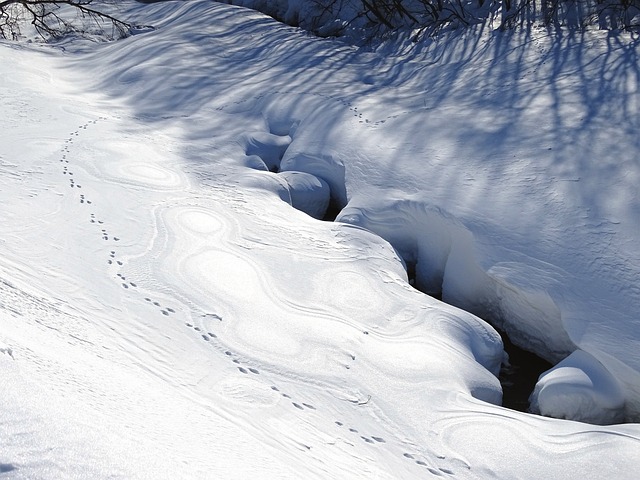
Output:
[1, 1, 639, 479]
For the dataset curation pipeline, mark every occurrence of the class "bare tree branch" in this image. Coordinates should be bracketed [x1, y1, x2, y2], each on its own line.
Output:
[0, 0, 131, 40]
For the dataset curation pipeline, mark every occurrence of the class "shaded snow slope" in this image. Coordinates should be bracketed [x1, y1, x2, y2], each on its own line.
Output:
[1, 1, 639, 478]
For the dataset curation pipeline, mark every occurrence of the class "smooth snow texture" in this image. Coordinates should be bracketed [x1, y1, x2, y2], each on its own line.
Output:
[1, 1, 640, 479]
[277, 171, 331, 218]
[530, 349, 626, 425]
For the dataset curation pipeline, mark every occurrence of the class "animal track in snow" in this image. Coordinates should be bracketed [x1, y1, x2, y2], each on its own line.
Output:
[186, 311, 335, 418]
[344, 425, 450, 478]
[54, 113, 455, 475]
[56, 116, 155, 308]
[185, 299, 433, 474]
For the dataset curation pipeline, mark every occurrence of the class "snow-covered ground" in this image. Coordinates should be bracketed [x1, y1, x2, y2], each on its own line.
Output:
[1, 1, 639, 478]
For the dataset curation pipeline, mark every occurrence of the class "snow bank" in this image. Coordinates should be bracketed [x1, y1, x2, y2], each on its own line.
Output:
[222, 0, 362, 35]
[240, 131, 291, 171]
[122, 0, 640, 425]
[280, 152, 347, 206]
[530, 350, 626, 425]
[277, 171, 330, 219]
[224, 0, 640, 37]
[234, 170, 292, 203]
[337, 196, 576, 364]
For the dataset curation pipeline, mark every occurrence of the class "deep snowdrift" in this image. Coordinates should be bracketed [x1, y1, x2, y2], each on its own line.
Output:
[1, 1, 639, 479]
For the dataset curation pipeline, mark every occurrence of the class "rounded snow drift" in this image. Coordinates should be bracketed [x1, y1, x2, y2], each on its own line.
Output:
[241, 131, 291, 171]
[280, 153, 346, 206]
[243, 154, 269, 171]
[234, 171, 292, 204]
[277, 171, 330, 219]
[529, 350, 626, 425]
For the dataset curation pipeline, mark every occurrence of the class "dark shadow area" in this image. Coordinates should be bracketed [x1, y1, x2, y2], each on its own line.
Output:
[499, 331, 553, 412]
[322, 200, 343, 222]
[0, 463, 16, 473]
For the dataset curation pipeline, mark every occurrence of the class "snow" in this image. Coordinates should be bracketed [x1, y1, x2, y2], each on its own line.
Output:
[530, 349, 626, 425]
[277, 171, 331, 219]
[1, 0, 640, 478]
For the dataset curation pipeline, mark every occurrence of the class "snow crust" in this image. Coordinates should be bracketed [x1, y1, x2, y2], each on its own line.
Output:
[1, 1, 640, 478]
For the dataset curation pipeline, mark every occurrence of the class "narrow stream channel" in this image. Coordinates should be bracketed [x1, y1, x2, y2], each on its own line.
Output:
[498, 333, 553, 412]
[321, 186, 552, 413]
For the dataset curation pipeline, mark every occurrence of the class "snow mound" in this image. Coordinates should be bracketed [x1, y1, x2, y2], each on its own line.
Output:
[530, 350, 626, 425]
[280, 152, 347, 206]
[234, 170, 292, 203]
[277, 171, 330, 219]
[241, 131, 291, 171]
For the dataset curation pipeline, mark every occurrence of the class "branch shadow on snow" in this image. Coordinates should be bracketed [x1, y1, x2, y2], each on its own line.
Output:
[76, 2, 363, 159]
[79, 2, 639, 206]
[352, 22, 639, 258]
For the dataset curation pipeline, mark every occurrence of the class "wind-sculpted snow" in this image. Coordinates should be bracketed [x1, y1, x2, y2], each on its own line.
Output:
[337, 197, 577, 364]
[1, 1, 640, 478]
[530, 350, 626, 425]
[153, 195, 502, 385]
[280, 152, 348, 207]
[277, 171, 331, 219]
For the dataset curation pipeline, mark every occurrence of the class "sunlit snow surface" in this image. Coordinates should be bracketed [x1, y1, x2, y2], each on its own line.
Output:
[1, 1, 640, 478]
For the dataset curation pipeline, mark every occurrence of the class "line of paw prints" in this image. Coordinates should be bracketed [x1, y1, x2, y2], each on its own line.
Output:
[61, 118, 456, 476]
[401, 452, 456, 476]
[186, 311, 452, 473]
[334, 418, 457, 475]
[183, 314, 453, 476]
[61, 120, 125, 282]
[212, 90, 389, 128]
[60, 118, 106, 191]
[195, 320, 458, 475]
[186, 315, 327, 414]
[59, 118, 179, 317]
[334, 420, 386, 445]
[143, 296, 176, 316]
[287, 90, 425, 127]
